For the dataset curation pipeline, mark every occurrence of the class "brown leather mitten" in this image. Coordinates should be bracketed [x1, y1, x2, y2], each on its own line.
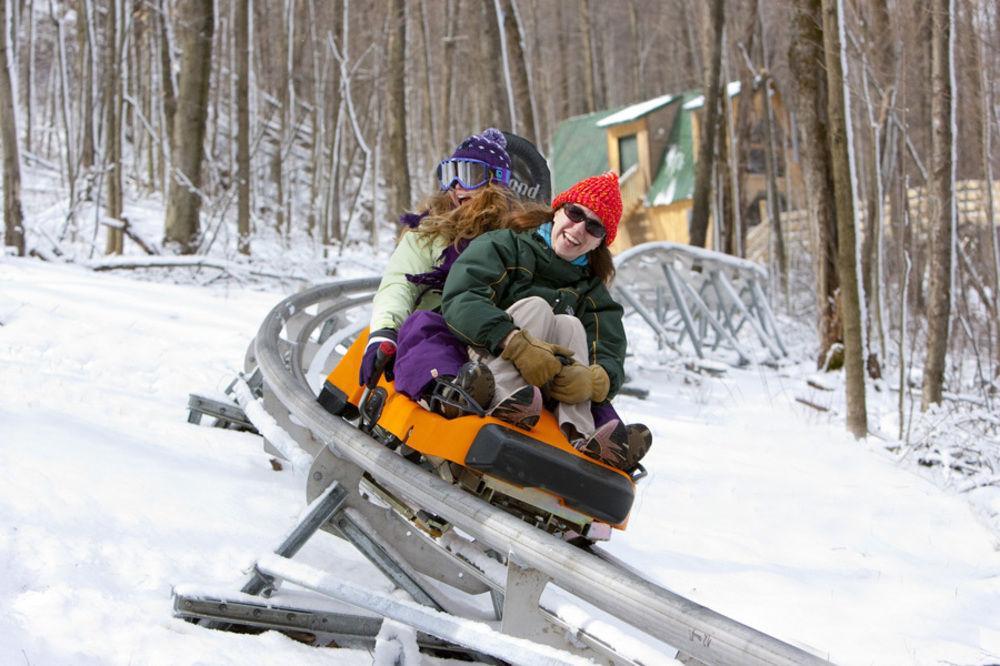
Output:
[588, 364, 610, 403]
[501, 329, 574, 387]
[547, 362, 593, 404]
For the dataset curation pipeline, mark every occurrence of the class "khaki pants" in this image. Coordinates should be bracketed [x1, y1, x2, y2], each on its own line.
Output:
[474, 296, 595, 436]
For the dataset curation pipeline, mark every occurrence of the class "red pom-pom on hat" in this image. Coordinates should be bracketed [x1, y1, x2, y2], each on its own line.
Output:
[551, 172, 623, 245]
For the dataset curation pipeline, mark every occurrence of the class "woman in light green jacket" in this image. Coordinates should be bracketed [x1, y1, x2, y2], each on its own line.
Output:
[360, 129, 535, 398]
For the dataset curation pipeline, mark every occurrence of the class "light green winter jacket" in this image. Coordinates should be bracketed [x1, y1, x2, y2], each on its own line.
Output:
[369, 231, 451, 332]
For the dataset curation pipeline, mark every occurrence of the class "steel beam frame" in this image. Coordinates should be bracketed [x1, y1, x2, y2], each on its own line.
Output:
[613, 242, 788, 364]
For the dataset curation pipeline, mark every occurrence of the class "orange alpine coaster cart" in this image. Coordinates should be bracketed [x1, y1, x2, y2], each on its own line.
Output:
[318, 329, 636, 542]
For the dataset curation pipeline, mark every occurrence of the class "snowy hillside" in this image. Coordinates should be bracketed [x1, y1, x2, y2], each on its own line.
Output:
[1, 256, 999, 665]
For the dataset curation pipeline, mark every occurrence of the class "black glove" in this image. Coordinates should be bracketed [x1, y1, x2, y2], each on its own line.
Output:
[359, 328, 398, 386]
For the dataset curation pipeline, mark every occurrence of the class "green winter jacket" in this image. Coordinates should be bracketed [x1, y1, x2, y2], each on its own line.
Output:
[369, 231, 450, 332]
[441, 228, 627, 399]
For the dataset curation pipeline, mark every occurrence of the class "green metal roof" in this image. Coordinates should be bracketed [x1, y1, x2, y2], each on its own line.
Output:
[646, 92, 699, 206]
[549, 91, 703, 207]
[549, 107, 624, 194]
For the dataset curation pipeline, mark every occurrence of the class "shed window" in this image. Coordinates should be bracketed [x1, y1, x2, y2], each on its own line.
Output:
[618, 134, 639, 175]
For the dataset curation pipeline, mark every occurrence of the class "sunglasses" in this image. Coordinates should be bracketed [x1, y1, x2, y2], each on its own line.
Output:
[563, 204, 606, 240]
[436, 158, 511, 191]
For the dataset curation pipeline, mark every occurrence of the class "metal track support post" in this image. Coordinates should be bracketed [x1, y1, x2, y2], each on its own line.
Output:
[750, 280, 788, 356]
[613, 285, 679, 352]
[195, 482, 350, 630]
[677, 276, 751, 364]
[663, 263, 704, 358]
[329, 508, 444, 610]
[242, 481, 350, 597]
[500, 560, 554, 643]
[714, 272, 783, 360]
[703, 274, 735, 333]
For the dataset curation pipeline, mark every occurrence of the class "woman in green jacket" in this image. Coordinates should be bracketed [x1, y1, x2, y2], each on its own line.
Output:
[441, 172, 651, 471]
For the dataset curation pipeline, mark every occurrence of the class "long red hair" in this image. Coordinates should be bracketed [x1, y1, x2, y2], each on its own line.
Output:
[408, 184, 539, 247]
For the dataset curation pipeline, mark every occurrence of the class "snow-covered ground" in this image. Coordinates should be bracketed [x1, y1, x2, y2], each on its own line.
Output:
[2, 256, 999, 665]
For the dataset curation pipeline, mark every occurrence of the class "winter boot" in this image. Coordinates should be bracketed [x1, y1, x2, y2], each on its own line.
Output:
[431, 361, 495, 419]
[488, 385, 543, 430]
[572, 419, 628, 469]
[622, 423, 652, 472]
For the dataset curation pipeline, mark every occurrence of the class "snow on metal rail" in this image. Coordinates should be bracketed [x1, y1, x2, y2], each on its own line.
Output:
[253, 279, 828, 666]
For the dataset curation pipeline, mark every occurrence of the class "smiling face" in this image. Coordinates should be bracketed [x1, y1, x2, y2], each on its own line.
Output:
[448, 185, 475, 208]
[550, 204, 604, 261]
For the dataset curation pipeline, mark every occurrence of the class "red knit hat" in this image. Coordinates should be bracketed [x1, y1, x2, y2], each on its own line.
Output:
[551, 172, 623, 245]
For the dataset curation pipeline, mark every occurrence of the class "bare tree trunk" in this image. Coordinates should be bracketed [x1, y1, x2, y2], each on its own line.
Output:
[323, 1, 344, 245]
[23, 0, 33, 153]
[50, 5, 76, 216]
[104, 0, 123, 254]
[440, 0, 458, 152]
[577, 0, 596, 114]
[76, 0, 96, 176]
[164, 0, 214, 252]
[555, 1, 572, 119]
[865, 0, 897, 375]
[921, 0, 956, 409]
[236, 0, 251, 254]
[790, 0, 841, 369]
[689, 0, 724, 248]
[721, 37, 741, 256]
[492, 0, 516, 133]
[158, 0, 176, 150]
[978, 3, 999, 323]
[522, 1, 544, 141]
[207, 13, 222, 166]
[628, 0, 641, 101]
[416, 0, 438, 160]
[680, 0, 702, 82]
[282, 0, 295, 236]
[0, 0, 25, 255]
[761, 71, 787, 295]
[589, 2, 606, 110]
[306, 0, 324, 241]
[269, 1, 289, 236]
[500, 0, 536, 144]
[859, 58, 887, 377]
[385, 0, 411, 216]
[822, 0, 868, 437]
[479, 0, 508, 128]
[734, 1, 758, 258]
[371, 90, 382, 249]
[130, 6, 146, 189]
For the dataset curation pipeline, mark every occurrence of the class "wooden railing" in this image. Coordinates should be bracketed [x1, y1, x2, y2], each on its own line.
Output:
[745, 179, 999, 264]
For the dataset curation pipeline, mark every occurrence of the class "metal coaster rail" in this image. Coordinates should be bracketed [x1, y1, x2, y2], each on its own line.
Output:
[251, 278, 829, 666]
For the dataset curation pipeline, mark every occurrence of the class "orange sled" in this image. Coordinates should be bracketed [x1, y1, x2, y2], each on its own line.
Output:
[317, 330, 635, 538]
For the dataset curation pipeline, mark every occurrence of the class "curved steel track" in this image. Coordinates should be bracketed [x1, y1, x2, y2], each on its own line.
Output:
[252, 279, 828, 666]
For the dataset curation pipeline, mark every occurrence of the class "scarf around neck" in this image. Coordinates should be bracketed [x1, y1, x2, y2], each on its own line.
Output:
[538, 222, 588, 266]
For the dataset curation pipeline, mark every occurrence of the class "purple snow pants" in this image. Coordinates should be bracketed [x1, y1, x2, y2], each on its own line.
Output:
[392, 310, 470, 399]
[392, 310, 624, 428]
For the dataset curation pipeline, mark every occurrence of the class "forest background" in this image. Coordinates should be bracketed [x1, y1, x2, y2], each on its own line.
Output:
[0, 0, 998, 450]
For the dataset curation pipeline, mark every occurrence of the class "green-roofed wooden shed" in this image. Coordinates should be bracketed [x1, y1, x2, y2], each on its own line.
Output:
[549, 84, 801, 254]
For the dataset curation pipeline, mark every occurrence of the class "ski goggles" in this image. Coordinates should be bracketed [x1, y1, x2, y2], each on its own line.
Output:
[436, 158, 511, 191]
[563, 204, 606, 240]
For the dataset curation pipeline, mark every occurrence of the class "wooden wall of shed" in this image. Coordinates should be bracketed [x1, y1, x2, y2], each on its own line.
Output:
[609, 198, 718, 255]
[605, 119, 650, 184]
[646, 199, 716, 249]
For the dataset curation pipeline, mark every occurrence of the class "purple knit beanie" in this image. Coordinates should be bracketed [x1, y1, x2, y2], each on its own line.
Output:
[449, 128, 510, 171]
